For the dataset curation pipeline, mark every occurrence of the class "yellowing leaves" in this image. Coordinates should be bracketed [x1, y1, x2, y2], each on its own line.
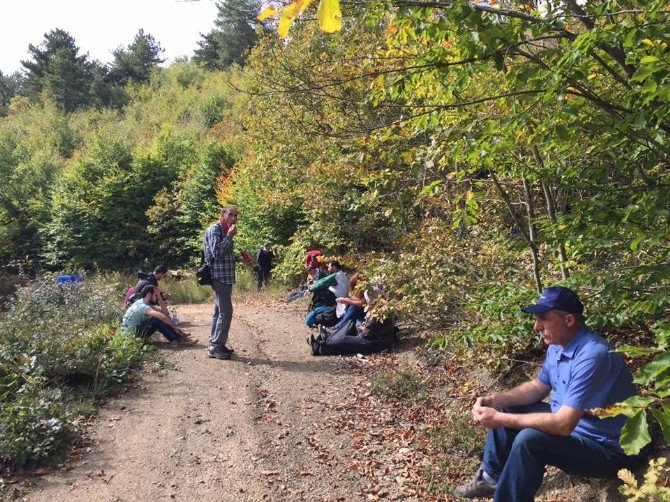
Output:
[317, 0, 342, 34]
[257, 5, 278, 22]
[259, 0, 342, 39]
[278, 0, 314, 38]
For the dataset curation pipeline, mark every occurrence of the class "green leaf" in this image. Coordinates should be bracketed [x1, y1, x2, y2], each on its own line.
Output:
[619, 410, 651, 456]
[615, 345, 659, 358]
[651, 405, 670, 443]
[630, 234, 644, 251]
[634, 352, 670, 386]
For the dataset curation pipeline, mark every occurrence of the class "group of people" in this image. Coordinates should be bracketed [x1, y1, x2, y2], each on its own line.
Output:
[303, 259, 397, 356]
[119, 205, 650, 500]
[121, 265, 195, 345]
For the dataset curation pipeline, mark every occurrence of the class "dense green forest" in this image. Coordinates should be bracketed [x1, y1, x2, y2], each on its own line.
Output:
[1, 0, 668, 484]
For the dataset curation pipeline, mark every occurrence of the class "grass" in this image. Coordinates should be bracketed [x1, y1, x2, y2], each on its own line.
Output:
[371, 365, 432, 407]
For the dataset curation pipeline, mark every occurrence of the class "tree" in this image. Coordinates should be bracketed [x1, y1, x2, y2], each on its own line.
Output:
[21, 29, 95, 113]
[194, 0, 265, 69]
[0, 71, 25, 116]
[107, 29, 165, 86]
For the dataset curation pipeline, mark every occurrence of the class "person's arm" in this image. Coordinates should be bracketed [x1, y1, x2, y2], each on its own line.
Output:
[477, 379, 550, 410]
[155, 289, 170, 316]
[207, 224, 234, 259]
[473, 379, 583, 436]
[475, 402, 583, 436]
[336, 296, 365, 308]
[146, 307, 178, 329]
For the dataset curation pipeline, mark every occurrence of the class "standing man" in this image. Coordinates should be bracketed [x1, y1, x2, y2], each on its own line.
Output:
[256, 242, 275, 290]
[455, 286, 649, 501]
[204, 206, 239, 360]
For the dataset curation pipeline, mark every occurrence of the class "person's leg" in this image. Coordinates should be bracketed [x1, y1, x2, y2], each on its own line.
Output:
[480, 402, 551, 481]
[257, 268, 263, 290]
[210, 280, 233, 352]
[494, 428, 638, 502]
[136, 318, 157, 340]
[145, 317, 181, 342]
[332, 306, 365, 332]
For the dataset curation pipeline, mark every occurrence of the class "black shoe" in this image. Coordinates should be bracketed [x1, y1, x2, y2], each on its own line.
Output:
[208, 349, 231, 360]
[222, 346, 235, 354]
[319, 324, 330, 340]
[310, 339, 320, 356]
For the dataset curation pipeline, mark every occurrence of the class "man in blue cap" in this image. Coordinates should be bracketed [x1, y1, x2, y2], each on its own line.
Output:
[455, 286, 649, 501]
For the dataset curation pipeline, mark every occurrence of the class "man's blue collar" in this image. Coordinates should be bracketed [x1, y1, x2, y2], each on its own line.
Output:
[558, 326, 591, 359]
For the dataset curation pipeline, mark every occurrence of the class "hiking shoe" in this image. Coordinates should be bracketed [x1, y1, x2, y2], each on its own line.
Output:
[177, 337, 198, 346]
[310, 338, 320, 356]
[454, 469, 496, 498]
[222, 346, 235, 354]
[208, 349, 231, 360]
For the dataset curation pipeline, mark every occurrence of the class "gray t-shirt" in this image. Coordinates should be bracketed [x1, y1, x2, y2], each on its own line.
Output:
[121, 299, 151, 333]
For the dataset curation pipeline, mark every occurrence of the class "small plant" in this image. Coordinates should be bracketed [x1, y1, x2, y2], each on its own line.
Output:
[422, 412, 486, 496]
[618, 457, 670, 501]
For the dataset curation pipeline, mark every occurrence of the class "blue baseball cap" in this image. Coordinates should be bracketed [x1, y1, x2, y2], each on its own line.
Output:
[521, 287, 584, 315]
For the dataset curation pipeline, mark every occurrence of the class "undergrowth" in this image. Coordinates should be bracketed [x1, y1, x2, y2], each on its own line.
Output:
[0, 274, 145, 468]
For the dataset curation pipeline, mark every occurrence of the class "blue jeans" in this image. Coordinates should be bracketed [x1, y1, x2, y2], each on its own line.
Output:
[137, 317, 180, 342]
[332, 305, 365, 331]
[482, 403, 649, 502]
[210, 280, 233, 351]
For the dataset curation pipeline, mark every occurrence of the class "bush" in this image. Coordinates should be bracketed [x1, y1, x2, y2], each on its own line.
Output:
[0, 274, 145, 468]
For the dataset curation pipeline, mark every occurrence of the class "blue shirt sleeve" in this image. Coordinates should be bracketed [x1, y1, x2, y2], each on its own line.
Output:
[538, 351, 552, 386]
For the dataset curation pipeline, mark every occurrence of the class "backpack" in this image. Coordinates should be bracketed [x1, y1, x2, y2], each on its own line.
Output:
[308, 288, 336, 312]
[123, 286, 136, 308]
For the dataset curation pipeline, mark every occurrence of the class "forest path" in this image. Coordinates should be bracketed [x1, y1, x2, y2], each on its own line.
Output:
[24, 298, 374, 502]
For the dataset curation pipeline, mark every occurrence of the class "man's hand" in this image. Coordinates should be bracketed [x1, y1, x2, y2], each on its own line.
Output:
[227, 224, 238, 238]
[475, 396, 496, 408]
[473, 404, 502, 429]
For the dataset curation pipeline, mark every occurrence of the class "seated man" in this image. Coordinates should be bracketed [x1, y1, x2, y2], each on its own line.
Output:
[126, 264, 171, 306]
[455, 286, 649, 501]
[122, 285, 194, 344]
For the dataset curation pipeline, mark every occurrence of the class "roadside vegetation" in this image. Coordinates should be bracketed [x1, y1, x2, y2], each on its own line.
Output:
[1, 0, 668, 496]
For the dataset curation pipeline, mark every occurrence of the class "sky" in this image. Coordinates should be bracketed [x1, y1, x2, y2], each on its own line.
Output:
[0, 0, 220, 74]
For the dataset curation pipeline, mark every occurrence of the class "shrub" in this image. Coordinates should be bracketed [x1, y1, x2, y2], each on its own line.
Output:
[0, 274, 145, 468]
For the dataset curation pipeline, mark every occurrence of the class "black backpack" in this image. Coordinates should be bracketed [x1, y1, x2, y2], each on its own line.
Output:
[308, 288, 337, 312]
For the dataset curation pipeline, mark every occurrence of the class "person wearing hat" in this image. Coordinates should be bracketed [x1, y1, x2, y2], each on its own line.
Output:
[455, 286, 649, 501]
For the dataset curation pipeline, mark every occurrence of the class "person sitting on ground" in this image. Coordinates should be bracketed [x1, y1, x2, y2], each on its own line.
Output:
[329, 273, 367, 329]
[121, 285, 195, 345]
[327, 261, 350, 318]
[454, 286, 649, 501]
[126, 264, 171, 306]
[309, 279, 395, 356]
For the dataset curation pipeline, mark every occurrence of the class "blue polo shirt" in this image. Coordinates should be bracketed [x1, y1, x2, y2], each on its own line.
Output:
[537, 326, 636, 450]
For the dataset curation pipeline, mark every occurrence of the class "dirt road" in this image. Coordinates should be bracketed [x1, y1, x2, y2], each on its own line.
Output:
[24, 299, 378, 502]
